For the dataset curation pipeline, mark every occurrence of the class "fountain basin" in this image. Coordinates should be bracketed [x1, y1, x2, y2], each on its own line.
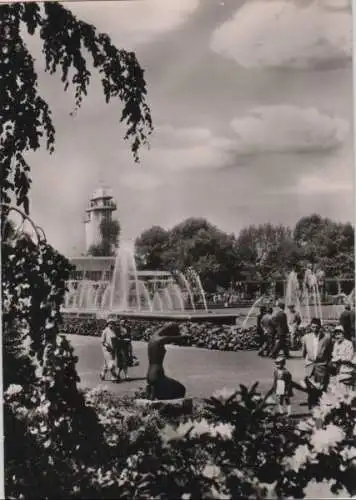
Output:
[61, 308, 238, 325]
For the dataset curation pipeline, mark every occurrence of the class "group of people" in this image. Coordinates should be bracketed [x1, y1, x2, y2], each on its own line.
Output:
[100, 303, 355, 409]
[100, 318, 137, 382]
[256, 301, 301, 358]
[101, 318, 187, 400]
[266, 316, 355, 415]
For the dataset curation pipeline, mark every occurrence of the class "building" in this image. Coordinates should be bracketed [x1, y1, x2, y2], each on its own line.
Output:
[71, 187, 173, 286]
[69, 256, 173, 291]
[84, 187, 117, 252]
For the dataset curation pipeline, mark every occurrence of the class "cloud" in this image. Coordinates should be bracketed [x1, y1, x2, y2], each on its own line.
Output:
[67, 0, 200, 50]
[210, 0, 352, 70]
[137, 124, 234, 171]
[230, 105, 349, 155]
[296, 174, 352, 194]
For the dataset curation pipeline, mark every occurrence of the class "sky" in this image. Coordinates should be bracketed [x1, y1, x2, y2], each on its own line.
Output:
[27, 0, 354, 255]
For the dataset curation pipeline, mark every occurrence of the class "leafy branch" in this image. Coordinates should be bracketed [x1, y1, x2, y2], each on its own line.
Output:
[1, 2, 153, 214]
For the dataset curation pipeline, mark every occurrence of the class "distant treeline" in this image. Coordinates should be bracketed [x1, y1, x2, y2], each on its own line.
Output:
[134, 214, 354, 293]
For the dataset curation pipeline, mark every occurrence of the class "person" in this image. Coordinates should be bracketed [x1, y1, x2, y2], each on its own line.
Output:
[115, 319, 131, 381]
[266, 356, 293, 416]
[287, 304, 301, 350]
[146, 322, 187, 400]
[271, 301, 290, 359]
[258, 306, 274, 357]
[339, 304, 354, 341]
[330, 325, 354, 388]
[301, 317, 333, 409]
[100, 318, 118, 381]
[256, 305, 267, 353]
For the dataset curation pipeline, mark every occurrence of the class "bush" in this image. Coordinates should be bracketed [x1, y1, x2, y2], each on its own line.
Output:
[60, 314, 338, 353]
[60, 315, 261, 351]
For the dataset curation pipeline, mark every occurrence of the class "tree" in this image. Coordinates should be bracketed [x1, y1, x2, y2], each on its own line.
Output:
[135, 218, 240, 292]
[1, 5, 153, 496]
[87, 218, 120, 257]
[293, 214, 355, 278]
[1, 1, 153, 215]
[236, 223, 300, 282]
[135, 225, 169, 269]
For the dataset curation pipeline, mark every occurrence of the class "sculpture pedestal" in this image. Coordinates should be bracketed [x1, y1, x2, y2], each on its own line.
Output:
[134, 397, 193, 416]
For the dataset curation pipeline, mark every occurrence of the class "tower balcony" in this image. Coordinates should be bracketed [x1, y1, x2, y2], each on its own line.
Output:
[87, 199, 117, 211]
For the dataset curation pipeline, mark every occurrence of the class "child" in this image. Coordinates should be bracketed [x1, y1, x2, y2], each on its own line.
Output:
[269, 356, 293, 416]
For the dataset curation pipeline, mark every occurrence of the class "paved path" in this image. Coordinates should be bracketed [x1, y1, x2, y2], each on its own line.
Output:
[69, 335, 309, 413]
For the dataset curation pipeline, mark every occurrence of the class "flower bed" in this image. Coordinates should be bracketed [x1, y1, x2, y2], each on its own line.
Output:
[60, 315, 338, 352]
[5, 380, 356, 499]
[60, 316, 261, 350]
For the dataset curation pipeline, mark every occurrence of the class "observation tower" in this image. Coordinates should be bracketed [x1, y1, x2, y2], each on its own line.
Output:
[84, 187, 117, 252]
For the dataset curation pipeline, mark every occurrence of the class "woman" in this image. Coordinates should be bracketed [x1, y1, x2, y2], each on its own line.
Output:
[331, 325, 354, 389]
[146, 322, 187, 400]
[115, 319, 131, 381]
[100, 319, 117, 381]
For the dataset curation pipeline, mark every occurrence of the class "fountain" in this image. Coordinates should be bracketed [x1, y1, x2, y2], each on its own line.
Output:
[240, 295, 271, 330]
[285, 267, 323, 325]
[62, 242, 237, 323]
[329, 288, 355, 320]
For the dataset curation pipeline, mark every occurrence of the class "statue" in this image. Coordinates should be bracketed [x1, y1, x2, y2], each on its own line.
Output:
[146, 322, 187, 400]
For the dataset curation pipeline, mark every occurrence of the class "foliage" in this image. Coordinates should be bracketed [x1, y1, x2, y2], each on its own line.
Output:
[135, 218, 240, 292]
[2, 228, 104, 498]
[135, 215, 354, 291]
[1, 1, 152, 215]
[135, 225, 170, 269]
[5, 363, 356, 499]
[87, 218, 121, 256]
[61, 315, 262, 351]
[235, 223, 303, 282]
[294, 214, 355, 279]
[2, 232, 73, 375]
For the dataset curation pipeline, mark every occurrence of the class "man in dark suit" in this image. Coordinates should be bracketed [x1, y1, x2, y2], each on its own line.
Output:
[339, 304, 354, 341]
[271, 301, 290, 359]
[301, 317, 333, 409]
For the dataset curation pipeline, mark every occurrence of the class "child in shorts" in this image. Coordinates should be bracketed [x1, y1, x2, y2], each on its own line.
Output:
[271, 355, 293, 416]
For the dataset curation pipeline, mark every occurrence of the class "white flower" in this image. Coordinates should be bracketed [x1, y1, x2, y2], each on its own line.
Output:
[288, 444, 311, 472]
[5, 384, 23, 397]
[160, 423, 181, 445]
[340, 446, 356, 462]
[176, 420, 196, 438]
[310, 424, 345, 454]
[202, 464, 222, 479]
[181, 494, 191, 500]
[210, 422, 234, 440]
[258, 481, 278, 499]
[304, 479, 350, 499]
[297, 419, 313, 432]
[190, 419, 214, 438]
[210, 486, 231, 499]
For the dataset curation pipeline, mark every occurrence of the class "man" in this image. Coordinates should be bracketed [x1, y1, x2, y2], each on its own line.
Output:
[256, 305, 267, 353]
[331, 325, 354, 388]
[339, 304, 354, 341]
[301, 317, 333, 409]
[258, 306, 274, 357]
[271, 301, 290, 359]
[100, 318, 117, 381]
[287, 304, 302, 350]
